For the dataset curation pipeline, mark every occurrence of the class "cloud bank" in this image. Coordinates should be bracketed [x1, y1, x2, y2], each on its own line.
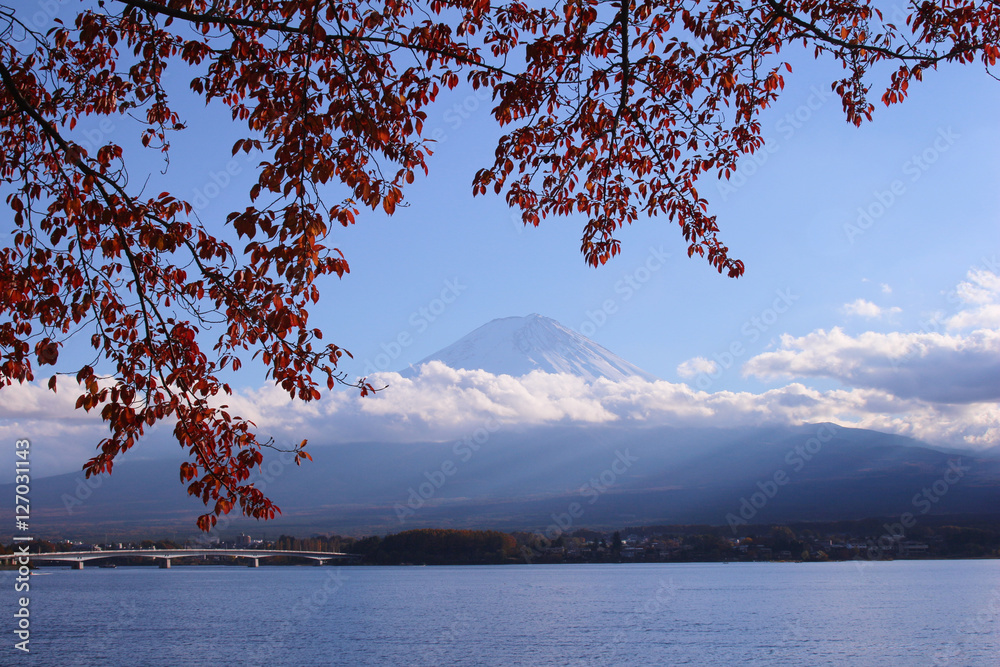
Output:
[744, 268, 1000, 405]
[8, 357, 996, 480]
[742, 327, 1000, 404]
[216, 359, 1000, 450]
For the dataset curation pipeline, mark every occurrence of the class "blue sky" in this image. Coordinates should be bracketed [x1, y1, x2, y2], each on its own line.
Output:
[2, 12, 1000, 478]
[313, 56, 1000, 397]
[304, 56, 998, 377]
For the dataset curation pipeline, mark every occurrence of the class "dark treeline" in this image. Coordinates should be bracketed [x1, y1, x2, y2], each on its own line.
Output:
[277, 529, 518, 564]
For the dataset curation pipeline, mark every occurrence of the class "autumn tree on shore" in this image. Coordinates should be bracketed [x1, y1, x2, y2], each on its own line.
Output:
[1, 0, 996, 529]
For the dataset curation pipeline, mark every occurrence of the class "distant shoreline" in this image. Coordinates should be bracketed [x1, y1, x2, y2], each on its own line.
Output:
[11, 554, 998, 571]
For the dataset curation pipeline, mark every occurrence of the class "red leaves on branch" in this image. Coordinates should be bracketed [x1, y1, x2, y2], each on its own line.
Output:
[0, 0, 995, 529]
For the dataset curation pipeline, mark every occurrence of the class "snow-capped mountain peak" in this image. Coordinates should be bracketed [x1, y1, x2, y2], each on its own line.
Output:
[401, 314, 659, 382]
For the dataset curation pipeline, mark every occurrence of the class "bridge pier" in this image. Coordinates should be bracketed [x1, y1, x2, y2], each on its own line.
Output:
[159, 559, 171, 569]
[313, 559, 323, 566]
[247, 558, 258, 568]
[73, 561, 84, 570]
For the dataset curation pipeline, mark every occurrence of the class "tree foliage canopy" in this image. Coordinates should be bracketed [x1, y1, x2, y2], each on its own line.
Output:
[1, 0, 995, 529]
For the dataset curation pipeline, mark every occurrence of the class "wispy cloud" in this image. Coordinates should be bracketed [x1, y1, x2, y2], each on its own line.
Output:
[676, 357, 718, 378]
[947, 268, 1000, 329]
[842, 298, 901, 319]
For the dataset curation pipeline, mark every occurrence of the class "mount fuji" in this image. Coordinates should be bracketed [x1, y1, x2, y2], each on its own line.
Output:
[400, 314, 659, 382]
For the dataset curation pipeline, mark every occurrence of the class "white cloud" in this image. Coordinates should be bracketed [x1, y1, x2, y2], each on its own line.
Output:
[742, 327, 1000, 404]
[0, 380, 180, 479]
[955, 268, 1000, 305]
[738, 269, 1000, 411]
[881, 283, 892, 295]
[321, 364, 997, 448]
[322, 366, 999, 449]
[842, 298, 901, 319]
[0, 379, 88, 421]
[676, 356, 718, 378]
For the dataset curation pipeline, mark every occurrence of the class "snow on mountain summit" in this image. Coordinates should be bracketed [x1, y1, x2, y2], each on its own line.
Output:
[401, 314, 659, 382]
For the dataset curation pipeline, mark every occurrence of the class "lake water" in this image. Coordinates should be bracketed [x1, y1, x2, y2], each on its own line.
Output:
[4, 560, 998, 666]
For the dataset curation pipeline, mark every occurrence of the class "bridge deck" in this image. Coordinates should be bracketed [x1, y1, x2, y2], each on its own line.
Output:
[2, 548, 356, 565]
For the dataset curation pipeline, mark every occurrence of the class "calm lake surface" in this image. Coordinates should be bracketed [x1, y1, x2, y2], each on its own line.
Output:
[4, 560, 998, 666]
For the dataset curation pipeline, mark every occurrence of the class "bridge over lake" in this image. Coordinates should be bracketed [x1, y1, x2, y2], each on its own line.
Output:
[2, 548, 357, 569]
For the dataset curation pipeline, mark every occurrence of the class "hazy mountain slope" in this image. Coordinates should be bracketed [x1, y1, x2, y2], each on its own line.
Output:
[11, 424, 999, 539]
